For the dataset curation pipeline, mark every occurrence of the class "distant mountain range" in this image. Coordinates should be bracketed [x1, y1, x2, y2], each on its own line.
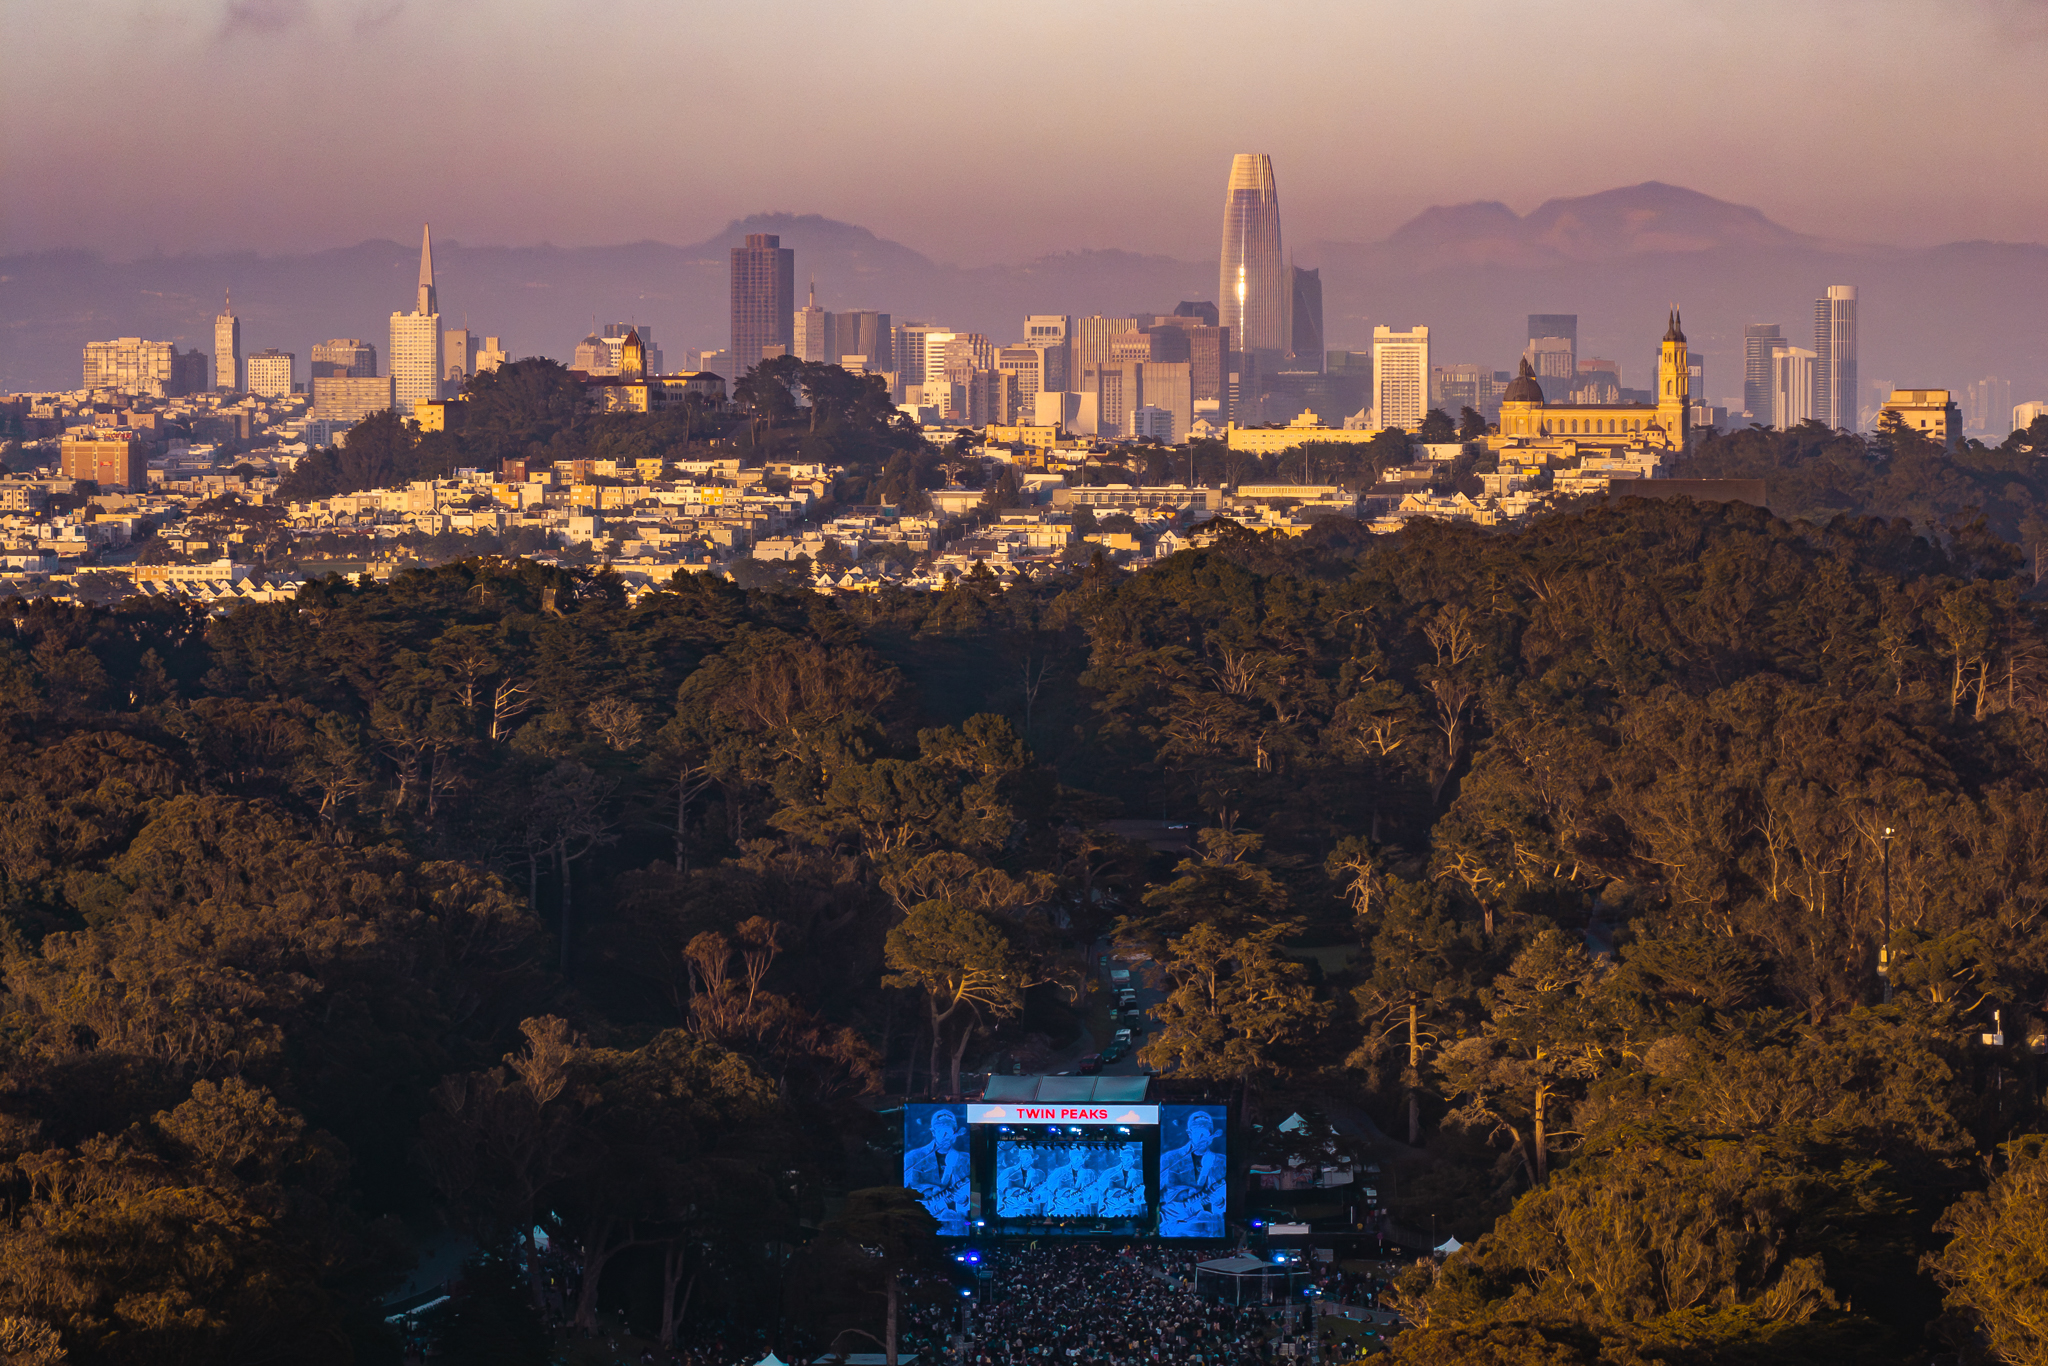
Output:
[3, 183, 2043, 413]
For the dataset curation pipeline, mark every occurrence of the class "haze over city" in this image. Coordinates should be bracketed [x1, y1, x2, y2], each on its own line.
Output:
[6, 0, 2047, 261]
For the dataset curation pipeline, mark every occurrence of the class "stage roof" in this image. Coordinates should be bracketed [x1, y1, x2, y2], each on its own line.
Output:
[980, 1075, 1151, 1103]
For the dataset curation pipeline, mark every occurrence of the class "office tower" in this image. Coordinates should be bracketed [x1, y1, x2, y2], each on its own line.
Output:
[572, 332, 610, 373]
[1289, 267, 1323, 368]
[1079, 363, 1138, 437]
[246, 349, 294, 398]
[997, 347, 1045, 413]
[1113, 328, 1188, 365]
[730, 233, 795, 370]
[313, 375, 396, 424]
[1527, 315, 1578, 348]
[1813, 285, 1857, 429]
[1965, 376, 2012, 435]
[941, 334, 996, 379]
[443, 329, 478, 391]
[1173, 300, 1220, 327]
[830, 310, 891, 370]
[1073, 316, 1139, 374]
[1218, 153, 1286, 355]
[390, 224, 443, 417]
[891, 324, 944, 381]
[794, 282, 834, 363]
[1326, 350, 1371, 420]
[965, 369, 1018, 426]
[689, 348, 731, 376]
[215, 291, 242, 391]
[1770, 343, 1816, 429]
[312, 339, 377, 379]
[1372, 326, 1430, 431]
[476, 337, 509, 374]
[81, 338, 206, 397]
[1742, 324, 1782, 420]
[1023, 315, 1072, 392]
[1524, 336, 1576, 383]
[1137, 361, 1193, 442]
[1431, 364, 1491, 415]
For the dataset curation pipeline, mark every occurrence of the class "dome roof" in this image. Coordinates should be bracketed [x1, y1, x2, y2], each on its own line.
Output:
[1502, 357, 1545, 405]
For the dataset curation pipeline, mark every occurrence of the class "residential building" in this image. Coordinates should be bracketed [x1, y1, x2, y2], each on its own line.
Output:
[312, 339, 377, 379]
[1742, 323, 1782, 421]
[1880, 389, 1960, 450]
[81, 338, 206, 397]
[794, 282, 834, 363]
[60, 432, 139, 489]
[730, 232, 794, 370]
[246, 349, 294, 399]
[215, 290, 241, 391]
[390, 224, 442, 417]
[1771, 343, 1816, 429]
[1225, 409, 1384, 455]
[1372, 326, 1430, 431]
[313, 376, 396, 424]
[1965, 376, 2014, 434]
[1813, 285, 1858, 429]
[1218, 153, 1286, 355]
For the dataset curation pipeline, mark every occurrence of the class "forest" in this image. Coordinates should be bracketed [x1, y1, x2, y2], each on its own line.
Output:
[3, 379, 2048, 1359]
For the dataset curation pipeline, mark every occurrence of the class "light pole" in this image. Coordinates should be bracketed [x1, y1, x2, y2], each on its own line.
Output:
[1879, 826, 1894, 1003]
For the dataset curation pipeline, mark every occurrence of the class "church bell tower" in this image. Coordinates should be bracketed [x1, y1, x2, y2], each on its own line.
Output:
[1658, 310, 1690, 449]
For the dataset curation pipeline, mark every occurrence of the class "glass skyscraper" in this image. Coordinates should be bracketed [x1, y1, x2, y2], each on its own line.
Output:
[1813, 285, 1858, 430]
[1218, 154, 1286, 357]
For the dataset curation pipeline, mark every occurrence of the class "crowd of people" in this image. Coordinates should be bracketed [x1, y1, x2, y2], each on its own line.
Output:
[962, 1245, 1302, 1366]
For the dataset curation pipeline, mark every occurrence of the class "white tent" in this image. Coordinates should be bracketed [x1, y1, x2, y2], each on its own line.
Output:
[755, 1354, 787, 1366]
[1435, 1237, 1463, 1254]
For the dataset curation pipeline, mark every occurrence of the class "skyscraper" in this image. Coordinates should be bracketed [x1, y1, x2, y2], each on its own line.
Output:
[214, 291, 241, 392]
[246, 349, 294, 398]
[1022, 315, 1072, 392]
[794, 281, 834, 363]
[1743, 323, 1783, 421]
[389, 224, 442, 416]
[830, 310, 891, 370]
[1218, 154, 1286, 357]
[1372, 326, 1430, 431]
[1525, 314, 1577, 382]
[312, 339, 377, 379]
[444, 329, 478, 390]
[1771, 343, 1816, 429]
[1289, 267, 1323, 369]
[730, 233, 794, 372]
[1813, 285, 1858, 429]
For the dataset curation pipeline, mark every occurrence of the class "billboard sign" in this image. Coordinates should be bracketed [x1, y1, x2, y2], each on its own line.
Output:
[967, 1103, 1159, 1126]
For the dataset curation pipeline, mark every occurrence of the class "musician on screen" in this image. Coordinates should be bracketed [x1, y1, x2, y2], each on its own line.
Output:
[1159, 1110, 1226, 1235]
[904, 1108, 969, 1227]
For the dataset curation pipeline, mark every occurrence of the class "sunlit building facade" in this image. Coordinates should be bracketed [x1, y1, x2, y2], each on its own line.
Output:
[1218, 154, 1285, 356]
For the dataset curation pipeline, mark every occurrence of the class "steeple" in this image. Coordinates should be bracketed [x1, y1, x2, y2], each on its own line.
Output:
[416, 223, 438, 316]
[807, 278, 818, 309]
[1664, 308, 1685, 344]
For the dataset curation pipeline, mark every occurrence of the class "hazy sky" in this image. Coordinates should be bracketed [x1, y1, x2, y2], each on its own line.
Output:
[5, 0, 2044, 264]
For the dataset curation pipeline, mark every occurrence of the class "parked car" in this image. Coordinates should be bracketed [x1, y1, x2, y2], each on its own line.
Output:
[1112, 1027, 1134, 1051]
[1100, 1040, 1126, 1063]
[1076, 1053, 1102, 1075]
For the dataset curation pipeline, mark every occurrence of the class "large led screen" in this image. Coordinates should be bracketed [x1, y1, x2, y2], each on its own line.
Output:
[993, 1138, 1146, 1219]
[903, 1104, 970, 1235]
[1158, 1105, 1228, 1237]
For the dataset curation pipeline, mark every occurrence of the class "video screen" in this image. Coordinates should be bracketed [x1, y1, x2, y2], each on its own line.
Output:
[1158, 1105, 1227, 1237]
[993, 1138, 1147, 1219]
[903, 1104, 970, 1235]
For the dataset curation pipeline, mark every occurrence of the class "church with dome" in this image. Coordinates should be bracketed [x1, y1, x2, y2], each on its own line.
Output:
[1490, 311, 1693, 456]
